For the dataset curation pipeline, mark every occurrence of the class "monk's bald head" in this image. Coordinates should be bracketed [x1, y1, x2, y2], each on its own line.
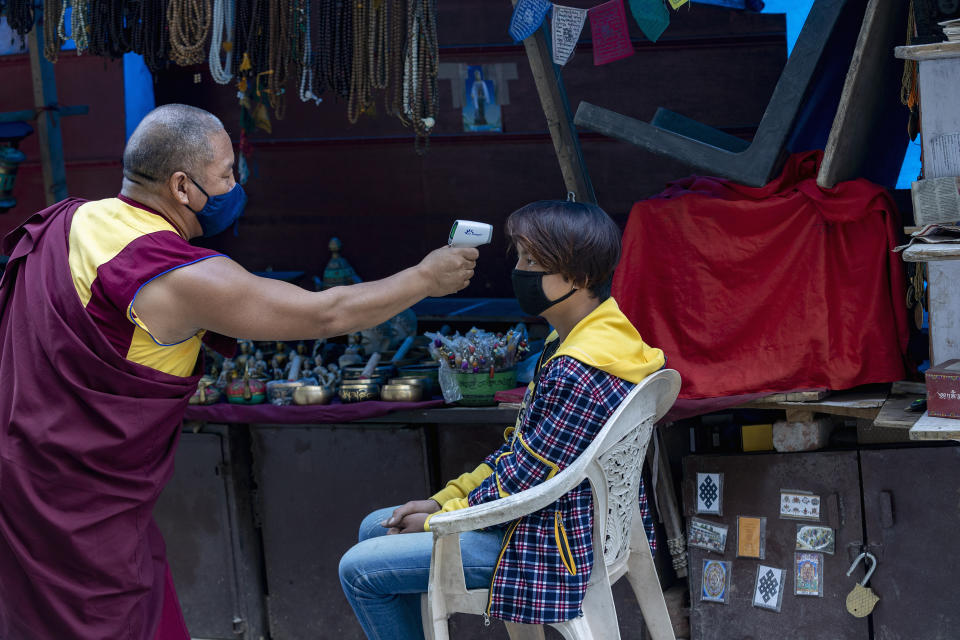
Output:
[123, 104, 225, 187]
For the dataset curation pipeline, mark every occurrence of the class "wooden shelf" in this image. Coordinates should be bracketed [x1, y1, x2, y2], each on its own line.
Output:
[739, 389, 886, 420]
[909, 411, 960, 441]
[895, 41, 960, 61]
[872, 393, 923, 430]
[901, 243, 960, 262]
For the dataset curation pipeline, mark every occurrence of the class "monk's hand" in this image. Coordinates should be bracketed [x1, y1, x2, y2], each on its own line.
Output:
[383, 499, 440, 534]
[417, 247, 478, 297]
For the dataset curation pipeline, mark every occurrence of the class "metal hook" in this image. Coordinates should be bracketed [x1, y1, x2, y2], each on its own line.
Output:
[846, 552, 877, 586]
[566, 191, 576, 202]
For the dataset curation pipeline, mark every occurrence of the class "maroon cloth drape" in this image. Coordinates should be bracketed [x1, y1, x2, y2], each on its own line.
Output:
[613, 151, 908, 400]
[0, 200, 196, 640]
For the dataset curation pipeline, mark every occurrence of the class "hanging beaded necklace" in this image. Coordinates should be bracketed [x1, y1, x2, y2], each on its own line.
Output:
[57, 0, 90, 53]
[168, 0, 212, 66]
[367, 0, 388, 91]
[131, 0, 171, 72]
[87, 0, 130, 59]
[43, 0, 64, 61]
[403, 0, 438, 152]
[6, 0, 35, 37]
[384, 0, 406, 119]
[316, 0, 352, 98]
[298, 0, 322, 104]
[266, 0, 291, 118]
[346, 0, 371, 123]
[209, 0, 235, 83]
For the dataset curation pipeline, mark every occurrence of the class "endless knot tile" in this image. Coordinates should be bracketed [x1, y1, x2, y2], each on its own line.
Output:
[758, 569, 779, 602]
[699, 476, 718, 509]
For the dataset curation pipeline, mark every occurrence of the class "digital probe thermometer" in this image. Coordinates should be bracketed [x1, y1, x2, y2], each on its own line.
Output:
[448, 220, 493, 248]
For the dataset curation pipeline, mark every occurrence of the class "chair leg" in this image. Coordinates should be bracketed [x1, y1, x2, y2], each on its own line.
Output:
[551, 616, 592, 640]
[625, 550, 676, 640]
[551, 577, 621, 640]
[504, 621, 546, 640]
[421, 593, 450, 640]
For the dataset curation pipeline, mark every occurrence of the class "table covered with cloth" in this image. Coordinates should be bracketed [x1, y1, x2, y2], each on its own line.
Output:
[613, 150, 908, 400]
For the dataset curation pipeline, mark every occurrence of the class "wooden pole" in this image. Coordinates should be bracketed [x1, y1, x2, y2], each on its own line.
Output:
[512, 1, 596, 204]
[27, 25, 68, 205]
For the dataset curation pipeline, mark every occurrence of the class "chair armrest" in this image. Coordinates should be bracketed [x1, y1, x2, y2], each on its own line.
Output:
[429, 469, 582, 537]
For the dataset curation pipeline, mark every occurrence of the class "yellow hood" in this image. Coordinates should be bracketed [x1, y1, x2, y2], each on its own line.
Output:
[543, 297, 665, 384]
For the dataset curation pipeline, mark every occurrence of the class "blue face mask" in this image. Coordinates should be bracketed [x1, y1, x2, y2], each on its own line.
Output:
[187, 176, 247, 237]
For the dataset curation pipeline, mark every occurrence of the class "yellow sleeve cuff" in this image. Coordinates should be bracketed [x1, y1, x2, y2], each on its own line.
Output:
[423, 498, 471, 531]
[429, 463, 493, 506]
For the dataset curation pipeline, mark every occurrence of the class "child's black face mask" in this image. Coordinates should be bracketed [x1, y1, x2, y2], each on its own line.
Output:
[511, 269, 577, 317]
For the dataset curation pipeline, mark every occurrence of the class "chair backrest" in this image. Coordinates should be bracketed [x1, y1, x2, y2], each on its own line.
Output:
[578, 369, 680, 573]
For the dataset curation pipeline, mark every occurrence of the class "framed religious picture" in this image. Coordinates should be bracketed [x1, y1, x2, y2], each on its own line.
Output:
[779, 489, 821, 521]
[737, 515, 766, 559]
[752, 565, 785, 612]
[795, 552, 824, 597]
[689, 518, 728, 554]
[701, 559, 732, 604]
[796, 524, 835, 554]
[462, 65, 502, 133]
[696, 472, 723, 516]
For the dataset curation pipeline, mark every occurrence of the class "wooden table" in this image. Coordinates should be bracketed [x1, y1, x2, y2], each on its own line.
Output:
[909, 411, 960, 442]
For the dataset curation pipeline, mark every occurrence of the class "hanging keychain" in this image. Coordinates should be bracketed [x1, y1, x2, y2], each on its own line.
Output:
[845, 552, 879, 617]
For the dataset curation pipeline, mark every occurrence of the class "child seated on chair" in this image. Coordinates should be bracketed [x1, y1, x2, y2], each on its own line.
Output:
[339, 200, 666, 639]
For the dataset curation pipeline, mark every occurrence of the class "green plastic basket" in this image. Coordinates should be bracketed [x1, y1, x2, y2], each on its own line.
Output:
[452, 369, 517, 406]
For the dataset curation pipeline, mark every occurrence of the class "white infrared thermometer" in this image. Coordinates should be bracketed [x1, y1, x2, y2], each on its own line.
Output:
[448, 220, 493, 248]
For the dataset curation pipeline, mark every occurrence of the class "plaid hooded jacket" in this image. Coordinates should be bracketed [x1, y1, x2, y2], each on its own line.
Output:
[467, 355, 657, 624]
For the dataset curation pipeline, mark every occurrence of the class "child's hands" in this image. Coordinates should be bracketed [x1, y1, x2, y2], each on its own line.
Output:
[382, 499, 440, 535]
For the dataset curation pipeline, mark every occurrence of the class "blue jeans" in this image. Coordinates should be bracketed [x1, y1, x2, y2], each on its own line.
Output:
[339, 506, 503, 640]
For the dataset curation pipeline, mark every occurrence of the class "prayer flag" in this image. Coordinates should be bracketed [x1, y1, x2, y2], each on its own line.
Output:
[551, 5, 588, 66]
[628, 0, 670, 42]
[589, 0, 634, 65]
[669, 0, 689, 8]
[509, 0, 553, 43]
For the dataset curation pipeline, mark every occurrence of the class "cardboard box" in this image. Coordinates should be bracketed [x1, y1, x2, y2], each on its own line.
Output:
[926, 359, 960, 419]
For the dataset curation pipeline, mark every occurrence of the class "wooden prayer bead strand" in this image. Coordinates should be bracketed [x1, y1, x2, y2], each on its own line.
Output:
[266, 0, 294, 118]
[307, 0, 326, 97]
[384, 0, 406, 119]
[168, 0, 212, 66]
[403, 0, 437, 151]
[43, 0, 64, 62]
[7, 0, 36, 36]
[368, 0, 388, 90]
[347, 0, 370, 123]
[333, 0, 353, 97]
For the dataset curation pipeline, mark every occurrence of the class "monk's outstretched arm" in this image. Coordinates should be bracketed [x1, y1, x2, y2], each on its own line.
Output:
[130, 246, 477, 343]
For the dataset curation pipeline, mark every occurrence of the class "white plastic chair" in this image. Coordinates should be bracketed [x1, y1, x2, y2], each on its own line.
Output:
[422, 368, 682, 640]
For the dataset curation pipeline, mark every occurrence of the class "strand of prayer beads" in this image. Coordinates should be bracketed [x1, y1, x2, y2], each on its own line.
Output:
[43, 0, 64, 61]
[130, 0, 170, 72]
[384, 0, 406, 119]
[168, 0, 212, 66]
[209, 0, 235, 84]
[347, 0, 371, 123]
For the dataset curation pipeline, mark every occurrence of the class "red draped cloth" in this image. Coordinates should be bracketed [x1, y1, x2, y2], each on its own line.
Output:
[613, 151, 908, 400]
[0, 200, 200, 640]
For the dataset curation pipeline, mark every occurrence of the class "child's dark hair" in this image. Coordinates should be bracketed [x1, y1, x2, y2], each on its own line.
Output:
[505, 200, 621, 301]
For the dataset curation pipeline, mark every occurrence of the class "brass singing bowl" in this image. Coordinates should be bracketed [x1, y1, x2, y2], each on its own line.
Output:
[292, 386, 335, 405]
[380, 383, 423, 403]
[389, 376, 432, 393]
[339, 382, 380, 403]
